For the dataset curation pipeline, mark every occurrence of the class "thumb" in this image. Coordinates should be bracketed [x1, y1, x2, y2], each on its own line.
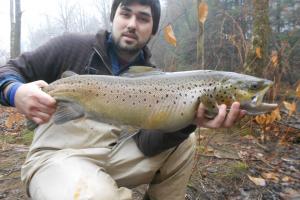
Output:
[33, 80, 49, 88]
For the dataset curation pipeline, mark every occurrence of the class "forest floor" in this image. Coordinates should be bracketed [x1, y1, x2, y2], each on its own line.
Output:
[0, 106, 299, 200]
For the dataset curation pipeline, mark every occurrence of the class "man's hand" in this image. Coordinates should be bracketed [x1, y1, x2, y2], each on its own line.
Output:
[195, 102, 246, 128]
[14, 80, 56, 124]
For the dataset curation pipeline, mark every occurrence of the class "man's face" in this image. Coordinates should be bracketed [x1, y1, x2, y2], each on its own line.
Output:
[112, 2, 154, 53]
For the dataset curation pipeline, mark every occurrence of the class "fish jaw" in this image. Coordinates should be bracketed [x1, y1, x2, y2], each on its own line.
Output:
[240, 81, 278, 115]
[242, 102, 278, 115]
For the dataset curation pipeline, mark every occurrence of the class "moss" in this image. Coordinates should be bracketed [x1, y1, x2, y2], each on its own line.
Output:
[221, 161, 249, 180]
[0, 129, 33, 146]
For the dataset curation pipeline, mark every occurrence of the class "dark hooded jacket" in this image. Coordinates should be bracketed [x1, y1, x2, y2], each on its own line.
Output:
[0, 30, 196, 156]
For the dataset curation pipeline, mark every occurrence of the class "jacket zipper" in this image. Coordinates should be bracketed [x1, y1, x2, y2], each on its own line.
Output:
[93, 47, 113, 75]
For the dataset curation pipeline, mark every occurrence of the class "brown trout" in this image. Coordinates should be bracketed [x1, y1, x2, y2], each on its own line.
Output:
[43, 69, 277, 132]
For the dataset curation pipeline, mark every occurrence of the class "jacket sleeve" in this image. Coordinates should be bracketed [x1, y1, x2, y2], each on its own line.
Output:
[133, 125, 197, 157]
[0, 35, 71, 85]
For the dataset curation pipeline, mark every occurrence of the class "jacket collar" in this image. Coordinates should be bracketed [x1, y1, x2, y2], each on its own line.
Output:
[93, 30, 154, 72]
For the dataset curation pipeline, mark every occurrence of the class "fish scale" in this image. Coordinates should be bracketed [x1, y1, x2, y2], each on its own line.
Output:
[43, 70, 277, 132]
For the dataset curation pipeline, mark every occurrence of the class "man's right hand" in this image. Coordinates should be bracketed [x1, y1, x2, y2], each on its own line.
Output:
[13, 80, 56, 124]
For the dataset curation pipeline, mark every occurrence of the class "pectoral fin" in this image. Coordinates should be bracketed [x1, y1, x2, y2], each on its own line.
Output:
[53, 100, 85, 124]
[200, 96, 219, 119]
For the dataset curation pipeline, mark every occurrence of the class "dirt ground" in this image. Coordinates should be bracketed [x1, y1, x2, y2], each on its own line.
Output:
[0, 106, 299, 200]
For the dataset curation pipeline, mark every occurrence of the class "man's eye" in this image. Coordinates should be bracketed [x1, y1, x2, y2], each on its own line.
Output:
[121, 13, 130, 17]
[138, 17, 150, 23]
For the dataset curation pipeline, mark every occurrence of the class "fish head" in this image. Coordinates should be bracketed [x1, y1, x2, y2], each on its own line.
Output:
[223, 75, 278, 115]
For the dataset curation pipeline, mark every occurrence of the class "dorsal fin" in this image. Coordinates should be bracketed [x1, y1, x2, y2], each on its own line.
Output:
[61, 71, 78, 79]
[121, 66, 165, 77]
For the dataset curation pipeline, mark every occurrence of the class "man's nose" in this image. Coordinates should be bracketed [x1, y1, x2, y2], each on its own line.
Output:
[127, 16, 137, 30]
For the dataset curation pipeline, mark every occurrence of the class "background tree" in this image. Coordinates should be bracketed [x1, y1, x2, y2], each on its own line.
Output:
[244, 0, 271, 76]
[10, 0, 21, 58]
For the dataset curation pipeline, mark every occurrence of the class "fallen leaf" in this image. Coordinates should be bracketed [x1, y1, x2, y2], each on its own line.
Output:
[262, 172, 279, 183]
[280, 188, 300, 199]
[270, 50, 279, 66]
[271, 108, 281, 121]
[255, 114, 266, 125]
[282, 176, 292, 182]
[283, 101, 297, 116]
[164, 24, 177, 47]
[198, 1, 208, 23]
[248, 175, 266, 186]
[256, 47, 262, 59]
[296, 82, 300, 98]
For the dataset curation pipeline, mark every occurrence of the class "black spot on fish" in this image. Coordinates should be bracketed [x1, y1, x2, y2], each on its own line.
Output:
[166, 94, 169, 98]
[174, 101, 176, 104]
[156, 100, 159, 104]
[181, 112, 184, 116]
[183, 101, 186, 104]
[144, 99, 147, 101]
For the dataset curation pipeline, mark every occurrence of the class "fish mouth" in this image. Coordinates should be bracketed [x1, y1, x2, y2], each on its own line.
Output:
[241, 83, 278, 115]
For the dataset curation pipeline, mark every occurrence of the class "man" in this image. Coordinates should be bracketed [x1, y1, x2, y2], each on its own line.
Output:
[0, 0, 245, 199]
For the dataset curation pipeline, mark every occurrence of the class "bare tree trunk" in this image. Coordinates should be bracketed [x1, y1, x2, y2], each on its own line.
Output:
[95, 0, 111, 30]
[244, 0, 270, 76]
[197, 0, 206, 69]
[10, 0, 21, 58]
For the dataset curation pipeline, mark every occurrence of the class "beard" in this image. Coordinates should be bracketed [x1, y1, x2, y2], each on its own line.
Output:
[112, 33, 151, 55]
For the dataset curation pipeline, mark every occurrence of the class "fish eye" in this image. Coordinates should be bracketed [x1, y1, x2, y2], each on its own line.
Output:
[250, 82, 260, 90]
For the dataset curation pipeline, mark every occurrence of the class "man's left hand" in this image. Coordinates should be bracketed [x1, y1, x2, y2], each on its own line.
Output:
[195, 102, 246, 129]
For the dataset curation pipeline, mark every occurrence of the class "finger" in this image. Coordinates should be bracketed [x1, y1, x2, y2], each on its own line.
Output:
[223, 102, 241, 127]
[206, 104, 227, 128]
[33, 80, 49, 88]
[32, 110, 52, 123]
[239, 110, 247, 119]
[32, 116, 46, 124]
[36, 92, 56, 107]
[35, 102, 56, 115]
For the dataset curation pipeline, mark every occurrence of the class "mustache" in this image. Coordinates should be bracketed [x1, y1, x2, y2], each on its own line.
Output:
[122, 32, 138, 40]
